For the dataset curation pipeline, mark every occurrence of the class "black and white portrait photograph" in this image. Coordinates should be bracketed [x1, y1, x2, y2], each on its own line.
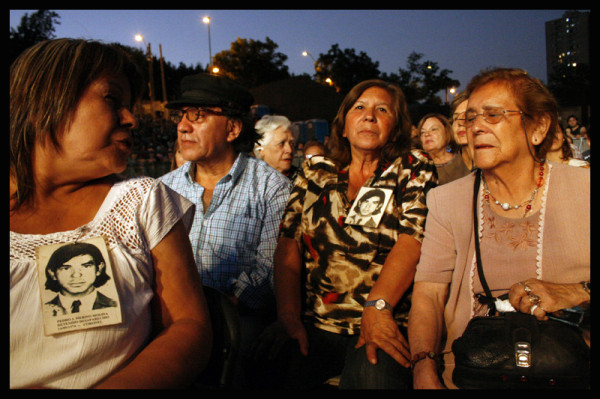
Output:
[36, 237, 122, 335]
[346, 187, 393, 228]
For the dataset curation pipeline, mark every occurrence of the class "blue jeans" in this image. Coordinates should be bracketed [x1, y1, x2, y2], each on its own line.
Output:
[249, 322, 411, 389]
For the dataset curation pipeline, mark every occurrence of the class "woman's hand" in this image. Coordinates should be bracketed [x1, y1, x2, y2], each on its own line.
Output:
[509, 278, 590, 320]
[355, 307, 411, 368]
[279, 313, 309, 356]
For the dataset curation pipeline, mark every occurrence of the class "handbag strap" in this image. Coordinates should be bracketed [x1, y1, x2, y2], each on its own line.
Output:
[473, 169, 496, 307]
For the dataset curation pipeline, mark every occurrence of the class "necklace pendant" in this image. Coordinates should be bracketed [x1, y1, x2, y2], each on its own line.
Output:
[500, 202, 513, 210]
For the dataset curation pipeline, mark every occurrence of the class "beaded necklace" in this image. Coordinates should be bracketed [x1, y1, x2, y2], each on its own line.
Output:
[482, 163, 545, 215]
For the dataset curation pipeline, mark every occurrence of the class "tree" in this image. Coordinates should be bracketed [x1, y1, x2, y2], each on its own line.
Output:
[212, 37, 290, 88]
[382, 52, 460, 105]
[9, 10, 60, 65]
[315, 44, 381, 95]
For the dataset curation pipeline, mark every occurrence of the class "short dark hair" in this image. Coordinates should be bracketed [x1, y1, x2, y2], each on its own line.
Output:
[45, 242, 111, 292]
[353, 189, 386, 215]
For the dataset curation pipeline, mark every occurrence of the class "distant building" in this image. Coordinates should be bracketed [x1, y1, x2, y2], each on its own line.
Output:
[545, 10, 590, 82]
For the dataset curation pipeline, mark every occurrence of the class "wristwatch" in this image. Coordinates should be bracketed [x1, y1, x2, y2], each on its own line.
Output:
[364, 298, 393, 311]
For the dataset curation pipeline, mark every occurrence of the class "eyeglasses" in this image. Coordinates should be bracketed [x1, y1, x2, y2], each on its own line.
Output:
[465, 108, 523, 128]
[452, 112, 466, 125]
[169, 107, 223, 124]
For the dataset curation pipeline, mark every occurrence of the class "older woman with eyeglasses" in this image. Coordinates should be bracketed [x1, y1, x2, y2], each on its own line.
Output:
[408, 68, 590, 389]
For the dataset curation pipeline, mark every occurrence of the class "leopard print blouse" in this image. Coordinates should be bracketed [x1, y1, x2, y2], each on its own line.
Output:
[279, 150, 437, 335]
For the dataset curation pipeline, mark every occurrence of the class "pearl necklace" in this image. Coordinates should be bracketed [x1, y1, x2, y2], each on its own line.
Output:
[482, 163, 545, 214]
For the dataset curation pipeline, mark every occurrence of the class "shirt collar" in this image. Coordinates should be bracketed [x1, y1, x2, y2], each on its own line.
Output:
[183, 153, 248, 186]
[58, 291, 96, 312]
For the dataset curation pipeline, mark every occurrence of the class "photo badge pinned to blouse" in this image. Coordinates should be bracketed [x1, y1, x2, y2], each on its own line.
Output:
[35, 236, 123, 336]
[346, 187, 393, 228]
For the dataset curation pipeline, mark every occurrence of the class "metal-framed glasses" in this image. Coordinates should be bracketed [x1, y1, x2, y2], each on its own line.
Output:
[452, 112, 466, 125]
[464, 108, 523, 128]
[169, 107, 223, 124]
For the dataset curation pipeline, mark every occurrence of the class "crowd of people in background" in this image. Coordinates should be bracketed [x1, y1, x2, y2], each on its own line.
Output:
[10, 38, 590, 390]
[122, 102, 590, 182]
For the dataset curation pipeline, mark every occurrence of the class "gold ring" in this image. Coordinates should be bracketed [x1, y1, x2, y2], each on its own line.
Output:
[528, 294, 540, 305]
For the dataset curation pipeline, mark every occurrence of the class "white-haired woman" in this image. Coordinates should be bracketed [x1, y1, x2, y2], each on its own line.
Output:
[254, 115, 298, 180]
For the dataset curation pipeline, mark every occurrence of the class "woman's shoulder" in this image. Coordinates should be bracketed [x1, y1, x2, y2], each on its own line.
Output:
[301, 155, 340, 181]
[548, 161, 590, 182]
[429, 170, 477, 199]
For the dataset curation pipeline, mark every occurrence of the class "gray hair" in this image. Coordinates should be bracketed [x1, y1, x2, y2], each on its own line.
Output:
[254, 115, 292, 157]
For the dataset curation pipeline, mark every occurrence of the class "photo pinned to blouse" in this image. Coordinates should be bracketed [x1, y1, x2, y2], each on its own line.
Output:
[346, 187, 393, 228]
[35, 236, 122, 336]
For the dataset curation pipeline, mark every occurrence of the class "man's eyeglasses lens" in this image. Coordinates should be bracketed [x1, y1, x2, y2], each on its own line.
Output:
[169, 107, 222, 123]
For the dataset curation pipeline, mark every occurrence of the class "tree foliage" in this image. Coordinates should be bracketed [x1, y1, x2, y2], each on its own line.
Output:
[382, 52, 460, 104]
[212, 37, 290, 88]
[315, 44, 381, 95]
[9, 10, 60, 65]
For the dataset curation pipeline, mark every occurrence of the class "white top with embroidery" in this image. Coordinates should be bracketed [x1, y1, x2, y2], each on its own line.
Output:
[10, 177, 194, 389]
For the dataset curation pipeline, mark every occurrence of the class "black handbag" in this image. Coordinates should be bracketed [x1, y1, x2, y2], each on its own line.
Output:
[451, 170, 590, 389]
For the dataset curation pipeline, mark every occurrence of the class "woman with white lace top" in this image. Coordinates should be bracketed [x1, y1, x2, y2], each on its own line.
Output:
[408, 68, 590, 389]
[10, 39, 212, 389]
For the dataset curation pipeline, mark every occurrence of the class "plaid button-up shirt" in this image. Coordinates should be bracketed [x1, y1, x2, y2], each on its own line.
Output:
[159, 152, 292, 310]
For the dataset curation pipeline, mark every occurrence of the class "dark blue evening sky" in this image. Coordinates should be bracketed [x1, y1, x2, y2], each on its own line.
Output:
[10, 9, 577, 92]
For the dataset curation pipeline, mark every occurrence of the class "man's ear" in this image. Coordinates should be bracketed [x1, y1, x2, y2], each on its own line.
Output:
[226, 118, 242, 143]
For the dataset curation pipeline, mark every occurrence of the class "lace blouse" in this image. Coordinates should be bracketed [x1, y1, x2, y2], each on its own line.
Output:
[10, 177, 194, 388]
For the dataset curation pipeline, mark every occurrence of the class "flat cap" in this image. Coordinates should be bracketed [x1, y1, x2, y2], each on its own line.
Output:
[166, 73, 254, 113]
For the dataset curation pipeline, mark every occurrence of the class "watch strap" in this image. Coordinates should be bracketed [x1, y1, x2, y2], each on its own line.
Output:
[364, 298, 392, 311]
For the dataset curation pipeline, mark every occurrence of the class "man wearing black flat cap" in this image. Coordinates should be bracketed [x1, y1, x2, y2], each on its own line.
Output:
[159, 74, 292, 385]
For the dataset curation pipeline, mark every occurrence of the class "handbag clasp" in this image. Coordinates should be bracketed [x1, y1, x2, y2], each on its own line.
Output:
[515, 341, 531, 368]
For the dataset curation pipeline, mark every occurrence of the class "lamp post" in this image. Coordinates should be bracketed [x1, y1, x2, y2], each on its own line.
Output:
[302, 50, 315, 61]
[135, 34, 155, 120]
[446, 86, 456, 104]
[203, 17, 212, 71]
[159, 44, 167, 103]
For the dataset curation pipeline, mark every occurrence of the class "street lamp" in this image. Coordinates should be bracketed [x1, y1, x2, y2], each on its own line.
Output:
[302, 50, 315, 61]
[135, 34, 156, 119]
[446, 86, 456, 103]
[203, 16, 212, 70]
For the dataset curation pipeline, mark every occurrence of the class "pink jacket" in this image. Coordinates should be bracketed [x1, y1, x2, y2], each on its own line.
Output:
[414, 162, 590, 388]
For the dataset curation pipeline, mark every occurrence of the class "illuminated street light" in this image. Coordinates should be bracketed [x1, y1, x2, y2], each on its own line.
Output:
[203, 16, 212, 70]
[134, 34, 156, 119]
[302, 50, 315, 61]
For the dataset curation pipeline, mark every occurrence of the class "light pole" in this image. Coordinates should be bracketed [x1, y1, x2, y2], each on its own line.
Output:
[159, 44, 167, 103]
[446, 86, 456, 104]
[203, 17, 212, 71]
[135, 34, 155, 120]
[302, 50, 315, 61]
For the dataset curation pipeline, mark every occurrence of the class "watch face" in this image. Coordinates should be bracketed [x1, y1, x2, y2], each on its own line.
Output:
[376, 299, 385, 310]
